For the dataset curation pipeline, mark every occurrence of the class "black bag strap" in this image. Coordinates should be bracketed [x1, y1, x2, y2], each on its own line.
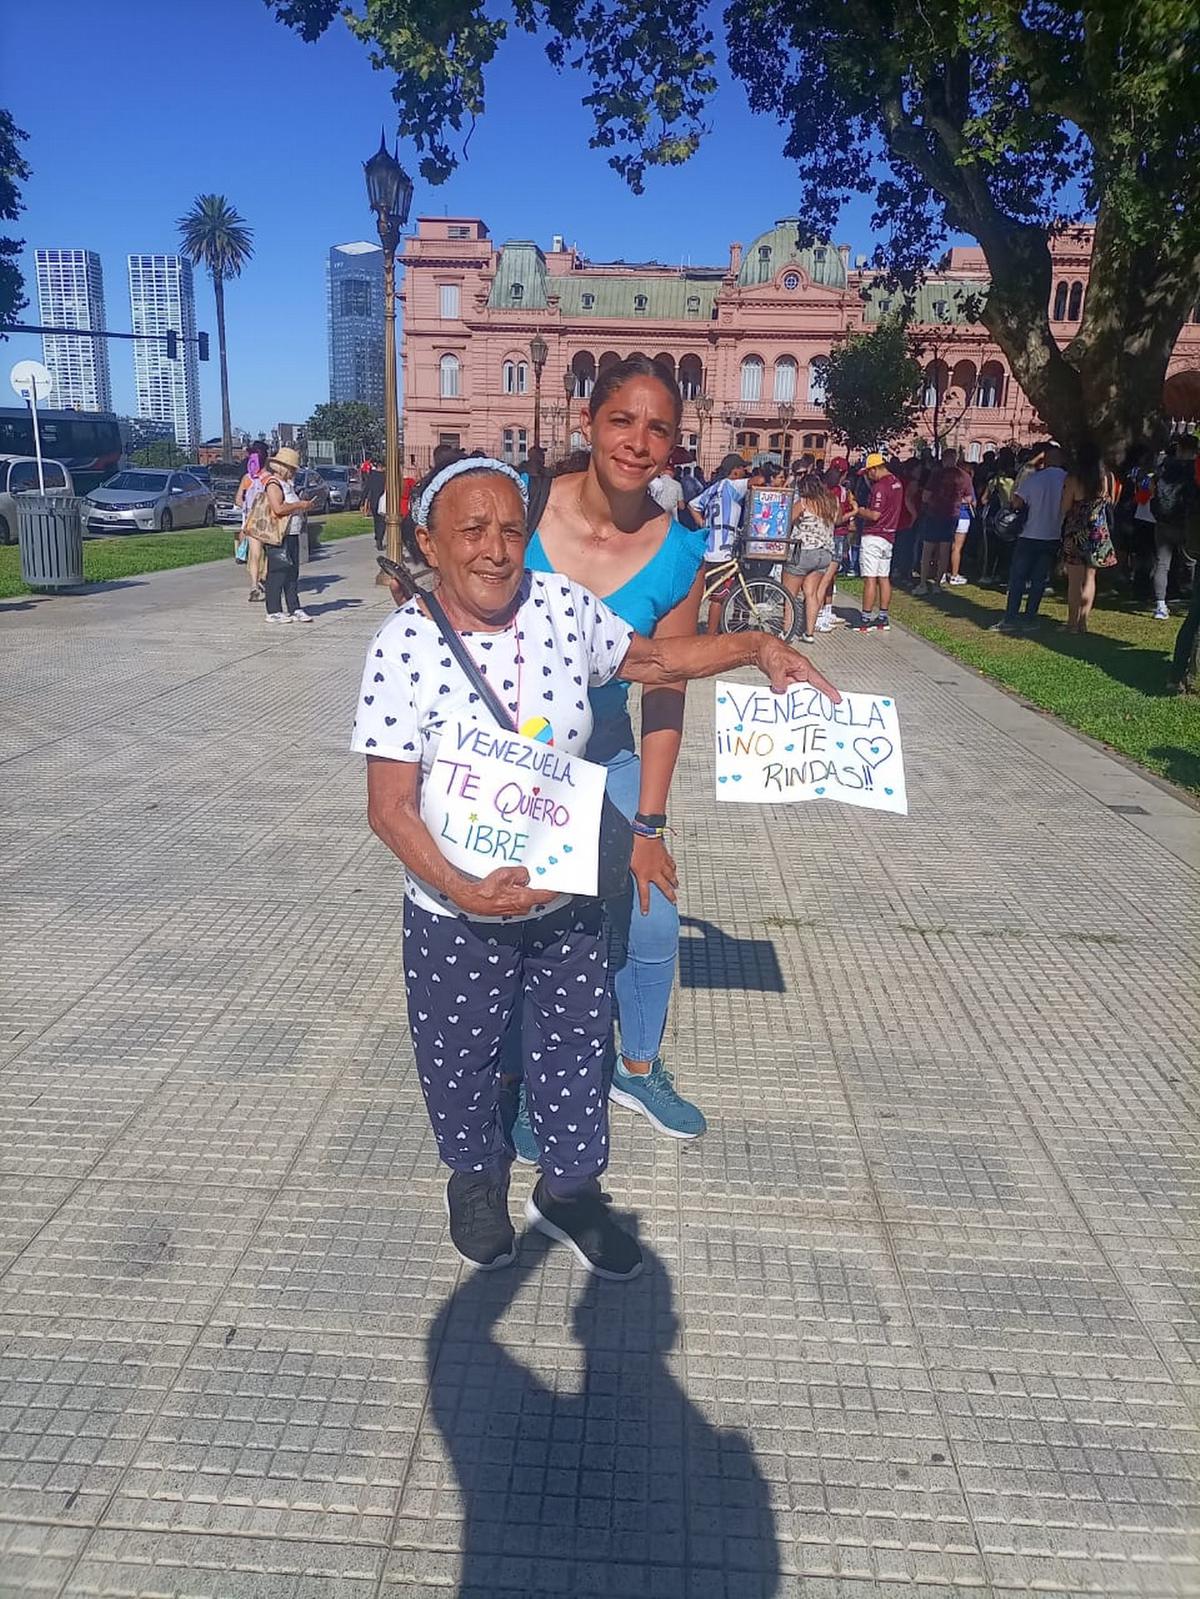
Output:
[525, 472, 552, 533]
[422, 589, 519, 734]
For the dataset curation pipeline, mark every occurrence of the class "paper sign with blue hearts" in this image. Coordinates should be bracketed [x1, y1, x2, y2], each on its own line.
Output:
[714, 681, 908, 815]
[421, 717, 607, 894]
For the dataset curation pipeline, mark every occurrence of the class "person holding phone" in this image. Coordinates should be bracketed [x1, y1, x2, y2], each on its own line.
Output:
[356, 457, 840, 1280]
[261, 447, 317, 623]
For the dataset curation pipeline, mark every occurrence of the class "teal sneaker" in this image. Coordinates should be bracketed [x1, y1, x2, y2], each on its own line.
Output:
[608, 1059, 707, 1140]
[511, 1081, 539, 1166]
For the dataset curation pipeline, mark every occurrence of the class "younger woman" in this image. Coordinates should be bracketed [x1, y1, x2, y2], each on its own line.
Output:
[1062, 441, 1117, 633]
[234, 439, 269, 601]
[781, 472, 838, 642]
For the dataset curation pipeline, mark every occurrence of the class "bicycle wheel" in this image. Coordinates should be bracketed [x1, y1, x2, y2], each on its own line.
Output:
[721, 576, 798, 640]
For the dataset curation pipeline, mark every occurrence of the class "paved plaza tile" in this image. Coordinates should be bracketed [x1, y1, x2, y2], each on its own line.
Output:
[1, 537, 1198, 1597]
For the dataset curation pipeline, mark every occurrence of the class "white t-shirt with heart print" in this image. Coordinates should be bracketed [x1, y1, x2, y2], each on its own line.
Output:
[351, 571, 634, 920]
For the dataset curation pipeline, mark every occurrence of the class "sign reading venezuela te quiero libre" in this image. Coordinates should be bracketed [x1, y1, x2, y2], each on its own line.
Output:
[714, 681, 908, 815]
[422, 719, 607, 896]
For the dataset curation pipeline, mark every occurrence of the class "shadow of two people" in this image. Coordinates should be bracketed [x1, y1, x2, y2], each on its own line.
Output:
[426, 1224, 781, 1598]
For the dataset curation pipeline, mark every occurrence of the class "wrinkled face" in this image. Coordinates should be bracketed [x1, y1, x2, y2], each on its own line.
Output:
[583, 376, 678, 495]
[417, 473, 527, 625]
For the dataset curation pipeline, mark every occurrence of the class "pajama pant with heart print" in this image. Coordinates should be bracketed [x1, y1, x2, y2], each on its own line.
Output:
[403, 897, 611, 1198]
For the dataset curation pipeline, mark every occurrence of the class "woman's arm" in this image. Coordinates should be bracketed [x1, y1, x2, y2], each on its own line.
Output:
[266, 481, 314, 517]
[620, 628, 841, 700]
[628, 570, 706, 912]
[234, 474, 250, 509]
[365, 756, 555, 918]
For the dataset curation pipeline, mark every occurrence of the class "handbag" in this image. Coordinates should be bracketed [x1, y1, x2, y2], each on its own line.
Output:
[422, 588, 633, 901]
[243, 476, 288, 547]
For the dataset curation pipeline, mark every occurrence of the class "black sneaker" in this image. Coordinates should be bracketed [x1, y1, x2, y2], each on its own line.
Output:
[525, 1178, 642, 1280]
[444, 1171, 517, 1270]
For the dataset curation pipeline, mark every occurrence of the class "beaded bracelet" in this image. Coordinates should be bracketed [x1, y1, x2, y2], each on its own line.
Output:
[631, 819, 668, 839]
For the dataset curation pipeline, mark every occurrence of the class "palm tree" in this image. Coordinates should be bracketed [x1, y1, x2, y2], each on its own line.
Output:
[177, 195, 253, 461]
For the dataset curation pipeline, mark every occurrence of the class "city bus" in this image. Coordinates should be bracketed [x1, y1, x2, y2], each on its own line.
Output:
[0, 408, 123, 494]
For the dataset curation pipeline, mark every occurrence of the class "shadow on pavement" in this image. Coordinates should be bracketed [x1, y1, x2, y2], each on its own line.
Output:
[301, 598, 364, 616]
[427, 1226, 780, 1599]
[298, 572, 344, 594]
[678, 915, 785, 993]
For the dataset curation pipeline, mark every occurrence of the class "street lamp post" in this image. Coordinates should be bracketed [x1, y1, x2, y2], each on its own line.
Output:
[364, 132, 414, 573]
[778, 401, 795, 467]
[695, 392, 713, 471]
[563, 368, 575, 453]
[529, 333, 549, 453]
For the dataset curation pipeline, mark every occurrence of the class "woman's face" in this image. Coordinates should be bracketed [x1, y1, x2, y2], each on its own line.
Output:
[417, 473, 527, 626]
[583, 376, 678, 496]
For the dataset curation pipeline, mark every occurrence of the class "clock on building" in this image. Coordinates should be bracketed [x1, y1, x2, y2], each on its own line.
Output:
[782, 272, 800, 290]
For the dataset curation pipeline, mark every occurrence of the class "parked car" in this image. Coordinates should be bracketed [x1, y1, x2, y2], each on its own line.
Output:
[295, 468, 330, 515]
[85, 469, 216, 533]
[208, 463, 246, 525]
[0, 454, 74, 543]
[183, 464, 213, 488]
[314, 463, 363, 510]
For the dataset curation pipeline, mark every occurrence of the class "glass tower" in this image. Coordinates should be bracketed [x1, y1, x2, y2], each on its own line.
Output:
[127, 254, 202, 448]
[327, 242, 386, 412]
[34, 248, 112, 411]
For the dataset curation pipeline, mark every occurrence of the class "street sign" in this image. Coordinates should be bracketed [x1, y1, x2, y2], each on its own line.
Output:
[10, 359, 54, 405]
[308, 438, 336, 464]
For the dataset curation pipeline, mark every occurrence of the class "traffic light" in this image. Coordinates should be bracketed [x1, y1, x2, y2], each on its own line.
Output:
[166, 330, 178, 360]
[198, 331, 210, 362]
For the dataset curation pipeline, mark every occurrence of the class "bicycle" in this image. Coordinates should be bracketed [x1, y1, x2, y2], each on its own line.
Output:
[702, 535, 799, 640]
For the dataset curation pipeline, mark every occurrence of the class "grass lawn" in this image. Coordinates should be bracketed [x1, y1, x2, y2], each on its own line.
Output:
[0, 512, 373, 600]
[838, 575, 1200, 796]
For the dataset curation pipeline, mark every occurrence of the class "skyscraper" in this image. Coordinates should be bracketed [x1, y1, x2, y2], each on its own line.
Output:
[327, 242, 386, 412]
[34, 248, 112, 411]
[127, 254, 202, 448]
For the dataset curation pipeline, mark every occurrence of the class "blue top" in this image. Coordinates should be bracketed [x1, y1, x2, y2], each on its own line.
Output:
[526, 518, 706, 730]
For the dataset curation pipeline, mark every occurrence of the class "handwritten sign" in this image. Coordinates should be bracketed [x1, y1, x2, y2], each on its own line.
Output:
[714, 680, 908, 814]
[421, 719, 607, 895]
[743, 486, 794, 558]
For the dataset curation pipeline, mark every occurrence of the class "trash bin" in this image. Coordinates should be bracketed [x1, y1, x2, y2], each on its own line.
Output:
[17, 493, 85, 591]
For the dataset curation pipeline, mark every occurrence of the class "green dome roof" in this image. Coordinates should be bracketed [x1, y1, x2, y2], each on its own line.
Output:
[738, 220, 847, 290]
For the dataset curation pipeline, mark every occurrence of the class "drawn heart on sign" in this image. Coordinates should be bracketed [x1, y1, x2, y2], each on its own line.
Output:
[853, 736, 893, 771]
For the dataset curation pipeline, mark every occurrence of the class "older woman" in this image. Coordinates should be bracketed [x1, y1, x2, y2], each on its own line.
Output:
[354, 458, 839, 1281]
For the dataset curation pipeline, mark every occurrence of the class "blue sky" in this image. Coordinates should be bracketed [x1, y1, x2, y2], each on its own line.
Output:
[4, 0, 887, 434]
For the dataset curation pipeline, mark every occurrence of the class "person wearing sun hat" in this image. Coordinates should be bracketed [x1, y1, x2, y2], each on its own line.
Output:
[854, 451, 903, 632]
[260, 446, 318, 623]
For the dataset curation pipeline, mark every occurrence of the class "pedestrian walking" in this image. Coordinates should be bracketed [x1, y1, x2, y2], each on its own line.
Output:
[354, 456, 839, 1277]
[781, 471, 838, 642]
[255, 447, 317, 624]
[854, 451, 903, 632]
[1061, 441, 1118, 634]
[519, 355, 710, 1146]
[234, 439, 269, 602]
[990, 444, 1067, 633]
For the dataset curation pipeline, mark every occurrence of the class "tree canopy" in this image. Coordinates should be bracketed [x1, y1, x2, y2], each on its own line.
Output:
[819, 322, 923, 454]
[269, 0, 1200, 455]
[0, 110, 30, 335]
[305, 401, 385, 462]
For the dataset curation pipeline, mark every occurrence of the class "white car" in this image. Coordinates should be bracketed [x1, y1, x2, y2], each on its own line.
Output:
[0, 454, 75, 544]
[85, 469, 216, 534]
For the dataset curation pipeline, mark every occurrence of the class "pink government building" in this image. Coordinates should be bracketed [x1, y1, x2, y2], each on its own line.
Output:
[400, 215, 1200, 473]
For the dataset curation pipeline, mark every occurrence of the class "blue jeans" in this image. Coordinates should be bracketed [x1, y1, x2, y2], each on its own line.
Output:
[601, 746, 679, 1063]
[1004, 538, 1057, 622]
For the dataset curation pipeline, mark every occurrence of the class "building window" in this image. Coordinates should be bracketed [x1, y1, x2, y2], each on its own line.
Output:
[448, 225, 471, 239]
[678, 354, 703, 401]
[340, 279, 371, 317]
[439, 353, 461, 398]
[685, 294, 701, 316]
[581, 292, 595, 310]
[1067, 280, 1084, 320]
[633, 293, 648, 313]
[931, 298, 949, 320]
[501, 426, 528, 463]
[773, 357, 797, 405]
[878, 298, 891, 314]
[503, 360, 528, 395]
[439, 283, 460, 319]
[807, 360, 827, 406]
[1053, 282, 1068, 320]
[736, 430, 760, 450]
[570, 351, 596, 397]
[739, 356, 764, 404]
[976, 363, 1004, 408]
[510, 282, 524, 303]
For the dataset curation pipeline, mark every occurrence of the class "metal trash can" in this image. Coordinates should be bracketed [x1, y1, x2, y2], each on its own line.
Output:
[17, 493, 85, 591]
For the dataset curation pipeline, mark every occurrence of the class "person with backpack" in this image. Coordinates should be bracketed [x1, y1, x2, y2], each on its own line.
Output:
[1152, 435, 1199, 621]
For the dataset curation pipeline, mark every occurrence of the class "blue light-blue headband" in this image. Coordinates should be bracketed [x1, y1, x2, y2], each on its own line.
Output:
[414, 457, 529, 529]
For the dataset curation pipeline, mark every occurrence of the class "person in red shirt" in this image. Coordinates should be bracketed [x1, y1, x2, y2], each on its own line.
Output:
[916, 448, 975, 594]
[855, 452, 904, 631]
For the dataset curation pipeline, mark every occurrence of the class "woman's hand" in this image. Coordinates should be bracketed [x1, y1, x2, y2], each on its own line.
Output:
[630, 833, 678, 913]
[455, 865, 557, 919]
[753, 636, 842, 700]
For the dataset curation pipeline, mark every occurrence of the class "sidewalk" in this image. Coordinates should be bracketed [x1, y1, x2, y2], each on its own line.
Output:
[1, 536, 1197, 1598]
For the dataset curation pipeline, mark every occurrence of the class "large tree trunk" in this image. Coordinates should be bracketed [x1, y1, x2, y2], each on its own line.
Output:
[214, 273, 232, 462]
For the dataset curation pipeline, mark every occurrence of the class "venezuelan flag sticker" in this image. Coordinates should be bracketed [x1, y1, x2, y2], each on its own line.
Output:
[520, 715, 554, 745]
